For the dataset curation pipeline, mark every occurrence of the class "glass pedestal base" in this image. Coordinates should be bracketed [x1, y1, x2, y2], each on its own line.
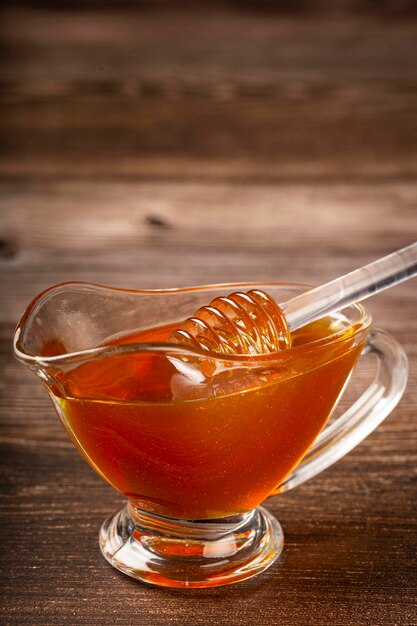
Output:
[99, 504, 283, 588]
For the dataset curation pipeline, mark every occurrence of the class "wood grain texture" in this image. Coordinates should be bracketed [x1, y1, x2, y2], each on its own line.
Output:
[0, 5, 416, 626]
[1, 8, 417, 180]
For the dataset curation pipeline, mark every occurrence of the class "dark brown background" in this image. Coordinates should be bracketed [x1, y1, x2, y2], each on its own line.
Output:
[1, 2, 416, 625]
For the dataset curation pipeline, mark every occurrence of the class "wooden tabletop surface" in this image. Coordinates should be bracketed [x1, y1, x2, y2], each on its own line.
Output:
[1, 3, 416, 625]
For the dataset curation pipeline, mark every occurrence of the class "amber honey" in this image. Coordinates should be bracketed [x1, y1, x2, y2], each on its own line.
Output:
[52, 316, 365, 520]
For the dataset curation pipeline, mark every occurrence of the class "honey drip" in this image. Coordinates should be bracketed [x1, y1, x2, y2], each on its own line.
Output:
[170, 289, 291, 355]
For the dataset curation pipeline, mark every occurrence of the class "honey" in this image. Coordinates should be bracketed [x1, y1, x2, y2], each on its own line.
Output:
[51, 313, 365, 520]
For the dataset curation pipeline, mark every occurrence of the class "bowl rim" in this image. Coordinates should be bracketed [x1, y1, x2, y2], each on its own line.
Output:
[12, 280, 372, 367]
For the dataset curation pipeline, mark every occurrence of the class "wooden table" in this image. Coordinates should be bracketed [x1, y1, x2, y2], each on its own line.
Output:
[1, 4, 416, 625]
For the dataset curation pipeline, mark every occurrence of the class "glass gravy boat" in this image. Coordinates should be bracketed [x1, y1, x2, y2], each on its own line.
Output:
[13, 282, 408, 588]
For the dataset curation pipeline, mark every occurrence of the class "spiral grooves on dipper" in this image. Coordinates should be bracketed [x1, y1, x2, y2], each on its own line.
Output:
[170, 289, 291, 355]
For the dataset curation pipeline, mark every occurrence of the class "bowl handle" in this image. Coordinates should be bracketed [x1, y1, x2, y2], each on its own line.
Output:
[271, 329, 408, 495]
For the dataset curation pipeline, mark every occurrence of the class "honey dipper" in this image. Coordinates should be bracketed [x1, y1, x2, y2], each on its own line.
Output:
[170, 242, 417, 355]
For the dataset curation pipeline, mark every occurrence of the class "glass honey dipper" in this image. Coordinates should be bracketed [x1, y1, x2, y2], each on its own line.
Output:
[170, 242, 417, 355]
